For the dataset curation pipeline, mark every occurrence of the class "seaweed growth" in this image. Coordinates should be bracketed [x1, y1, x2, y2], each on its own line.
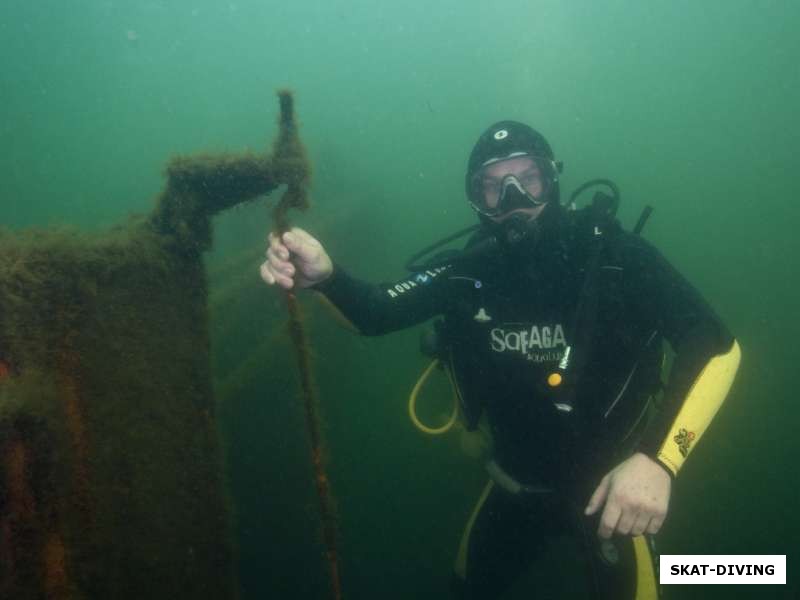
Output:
[0, 93, 310, 599]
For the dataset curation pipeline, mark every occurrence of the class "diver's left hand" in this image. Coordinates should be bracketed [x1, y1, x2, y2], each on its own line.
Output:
[584, 452, 671, 539]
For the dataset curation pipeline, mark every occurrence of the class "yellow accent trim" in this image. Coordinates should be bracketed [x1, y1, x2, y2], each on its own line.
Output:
[408, 359, 459, 435]
[632, 536, 659, 600]
[454, 480, 494, 579]
[657, 339, 741, 475]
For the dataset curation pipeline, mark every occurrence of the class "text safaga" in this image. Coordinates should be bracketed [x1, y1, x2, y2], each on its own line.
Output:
[490, 324, 567, 354]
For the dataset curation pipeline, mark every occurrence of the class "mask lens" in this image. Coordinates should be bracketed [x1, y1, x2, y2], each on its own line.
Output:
[470, 155, 553, 216]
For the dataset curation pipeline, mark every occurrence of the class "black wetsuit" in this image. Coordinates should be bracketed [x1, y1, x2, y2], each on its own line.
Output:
[315, 208, 733, 599]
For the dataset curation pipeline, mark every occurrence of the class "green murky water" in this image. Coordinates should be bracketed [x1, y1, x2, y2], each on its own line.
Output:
[3, 1, 797, 597]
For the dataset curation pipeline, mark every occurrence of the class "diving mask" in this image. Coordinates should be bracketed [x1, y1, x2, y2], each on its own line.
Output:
[468, 153, 558, 218]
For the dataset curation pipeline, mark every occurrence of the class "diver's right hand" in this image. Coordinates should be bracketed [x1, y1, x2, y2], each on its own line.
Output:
[260, 227, 333, 290]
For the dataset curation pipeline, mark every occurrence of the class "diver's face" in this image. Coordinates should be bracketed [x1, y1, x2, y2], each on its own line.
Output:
[481, 156, 546, 222]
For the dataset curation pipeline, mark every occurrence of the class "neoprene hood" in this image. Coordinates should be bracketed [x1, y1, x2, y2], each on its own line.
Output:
[465, 120, 561, 210]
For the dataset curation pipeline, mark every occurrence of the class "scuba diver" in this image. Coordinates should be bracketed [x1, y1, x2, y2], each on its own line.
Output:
[260, 120, 741, 599]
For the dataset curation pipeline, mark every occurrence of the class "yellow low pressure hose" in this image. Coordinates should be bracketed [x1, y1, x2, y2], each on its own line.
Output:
[408, 358, 459, 435]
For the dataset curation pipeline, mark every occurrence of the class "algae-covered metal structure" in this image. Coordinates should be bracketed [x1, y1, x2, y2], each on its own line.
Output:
[0, 93, 309, 599]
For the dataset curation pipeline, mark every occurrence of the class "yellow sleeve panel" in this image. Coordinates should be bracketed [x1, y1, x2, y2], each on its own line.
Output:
[657, 339, 741, 476]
